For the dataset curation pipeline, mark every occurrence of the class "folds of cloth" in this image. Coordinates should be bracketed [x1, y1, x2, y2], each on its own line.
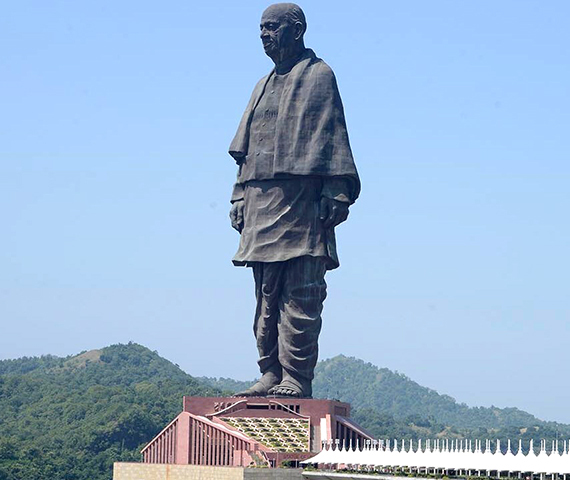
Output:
[233, 178, 339, 270]
[252, 255, 327, 397]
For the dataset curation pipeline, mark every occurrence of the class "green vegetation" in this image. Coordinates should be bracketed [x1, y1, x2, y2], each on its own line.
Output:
[312, 355, 570, 443]
[196, 376, 253, 396]
[0, 343, 218, 480]
[205, 355, 570, 445]
[1, 345, 568, 480]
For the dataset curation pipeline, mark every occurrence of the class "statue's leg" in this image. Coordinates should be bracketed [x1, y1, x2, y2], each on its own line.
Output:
[235, 261, 284, 397]
[268, 256, 327, 398]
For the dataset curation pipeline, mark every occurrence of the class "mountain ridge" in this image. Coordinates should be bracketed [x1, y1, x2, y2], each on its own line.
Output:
[1, 343, 568, 480]
[312, 355, 545, 430]
[200, 354, 551, 432]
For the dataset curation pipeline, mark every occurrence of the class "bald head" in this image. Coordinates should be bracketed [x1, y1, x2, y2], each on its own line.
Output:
[260, 3, 307, 69]
[262, 3, 307, 35]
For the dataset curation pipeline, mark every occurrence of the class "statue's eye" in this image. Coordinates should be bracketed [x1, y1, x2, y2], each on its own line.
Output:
[261, 22, 278, 31]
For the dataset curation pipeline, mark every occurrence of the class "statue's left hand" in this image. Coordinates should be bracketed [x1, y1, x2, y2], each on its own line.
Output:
[319, 197, 349, 229]
[230, 200, 245, 233]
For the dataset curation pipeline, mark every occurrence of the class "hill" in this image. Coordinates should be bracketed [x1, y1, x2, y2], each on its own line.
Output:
[313, 355, 544, 429]
[1, 345, 569, 480]
[204, 355, 570, 441]
[0, 343, 219, 480]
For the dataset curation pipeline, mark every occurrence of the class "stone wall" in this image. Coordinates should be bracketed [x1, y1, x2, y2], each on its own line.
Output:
[113, 464, 244, 480]
[244, 468, 304, 479]
[113, 463, 304, 480]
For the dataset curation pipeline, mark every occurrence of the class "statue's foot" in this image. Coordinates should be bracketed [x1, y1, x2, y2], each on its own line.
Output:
[234, 381, 271, 397]
[234, 370, 281, 397]
[268, 375, 312, 399]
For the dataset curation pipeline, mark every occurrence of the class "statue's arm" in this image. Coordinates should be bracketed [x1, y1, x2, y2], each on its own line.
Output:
[321, 177, 352, 204]
[319, 177, 352, 229]
[229, 75, 270, 163]
[229, 183, 245, 233]
[231, 182, 245, 203]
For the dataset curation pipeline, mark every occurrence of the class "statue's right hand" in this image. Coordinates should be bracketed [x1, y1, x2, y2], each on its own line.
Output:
[229, 200, 245, 233]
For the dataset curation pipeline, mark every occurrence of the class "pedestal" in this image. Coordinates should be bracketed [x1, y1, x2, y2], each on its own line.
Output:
[140, 396, 373, 468]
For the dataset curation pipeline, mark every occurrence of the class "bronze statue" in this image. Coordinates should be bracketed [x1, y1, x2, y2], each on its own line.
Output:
[228, 3, 360, 398]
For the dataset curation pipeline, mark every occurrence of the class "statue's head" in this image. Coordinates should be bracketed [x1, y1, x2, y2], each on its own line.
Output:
[260, 3, 306, 65]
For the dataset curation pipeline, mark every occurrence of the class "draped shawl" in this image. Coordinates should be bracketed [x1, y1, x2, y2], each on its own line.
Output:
[229, 49, 360, 202]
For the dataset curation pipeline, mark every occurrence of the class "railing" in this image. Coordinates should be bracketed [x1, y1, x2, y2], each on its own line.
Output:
[141, 417, 178, 464]
[188, 414, 255, 466]
[142, 412, 260, 466]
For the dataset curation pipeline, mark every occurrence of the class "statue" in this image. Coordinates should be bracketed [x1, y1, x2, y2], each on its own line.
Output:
[228, 3, 360, 398]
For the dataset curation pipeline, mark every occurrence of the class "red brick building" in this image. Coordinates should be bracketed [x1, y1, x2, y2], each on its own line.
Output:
[142, 396, 372, 468]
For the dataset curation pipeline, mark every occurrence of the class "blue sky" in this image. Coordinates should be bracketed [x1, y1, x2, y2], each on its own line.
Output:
[1, 1, 569, 423]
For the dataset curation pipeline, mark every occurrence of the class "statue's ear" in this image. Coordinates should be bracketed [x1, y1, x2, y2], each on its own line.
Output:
[293, 21, 305, 41]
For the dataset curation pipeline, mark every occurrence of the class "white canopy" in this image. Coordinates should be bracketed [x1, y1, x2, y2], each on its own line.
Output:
[303, 439, 570, 475]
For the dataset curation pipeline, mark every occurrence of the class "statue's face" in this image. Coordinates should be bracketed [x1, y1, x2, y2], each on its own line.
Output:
[260, 7, 297, 62]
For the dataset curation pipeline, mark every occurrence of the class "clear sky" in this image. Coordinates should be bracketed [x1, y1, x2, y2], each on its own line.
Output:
[1, 1, 569, 423]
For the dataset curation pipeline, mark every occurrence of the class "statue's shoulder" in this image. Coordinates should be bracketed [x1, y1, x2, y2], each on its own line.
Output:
[250, 73, 271, 95]
[305, 51, 337, 82]
[255, 72, 272, 86]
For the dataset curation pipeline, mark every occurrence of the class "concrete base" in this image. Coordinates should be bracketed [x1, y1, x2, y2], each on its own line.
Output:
[113, 463, 304, 480]
[113, 463, 442, 480]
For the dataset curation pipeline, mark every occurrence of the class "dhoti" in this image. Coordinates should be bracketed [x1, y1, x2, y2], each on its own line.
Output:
[233, 178, 336, 396]
[232, 178, 339, 270]
[252, 255, 327, 396]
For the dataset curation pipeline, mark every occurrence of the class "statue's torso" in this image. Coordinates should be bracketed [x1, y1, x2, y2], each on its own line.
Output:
[238, 71, 288, 183]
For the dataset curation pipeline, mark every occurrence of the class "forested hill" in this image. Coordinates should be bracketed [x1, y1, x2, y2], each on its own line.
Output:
[203, 355, 570, 440]
[1, 344, 569, 480]
[313, 355, 542, 429]
[0, 343, 220, 480]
